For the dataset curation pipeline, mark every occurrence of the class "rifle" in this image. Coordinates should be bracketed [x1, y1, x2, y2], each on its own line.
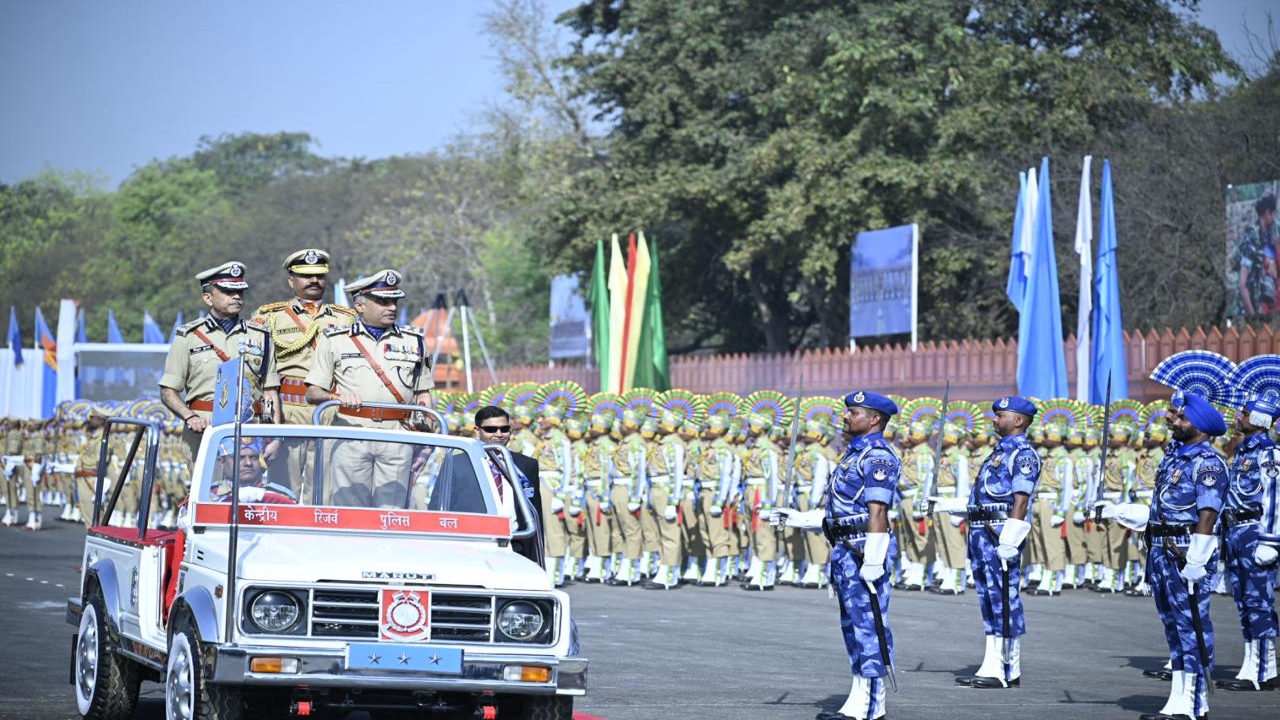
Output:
[922, 380, 951, 519]
[775, 373, 804, 539]
[1092, 374, 1113, 524]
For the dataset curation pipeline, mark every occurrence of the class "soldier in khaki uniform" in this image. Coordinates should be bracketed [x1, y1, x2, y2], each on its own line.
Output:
[17, 420, 47, 530]
[783, 424, 833, 588]
[1028, 422, 1071, 595]
[253, 249, 356, 493]
[1094, 421, 1138, 592]
[896, 423, 936, 591]
[696, 415, 738, 586]
[74, 407, 113, 526]
[581, 411, 617, 582]
[930, 421, 971, 594]
[739, 415, 783, 590]
[675, 419, 706, 584]
[304, 270, 433, 507]
[2, 418, 29, 526]
[161, 262, 282, 468]
[1063, 427, 1093, 587]
[562, 418, 591, 579]
[641, 411, 689, 589]
[534, 407, 575, 586]
[608, 412, 647, 585]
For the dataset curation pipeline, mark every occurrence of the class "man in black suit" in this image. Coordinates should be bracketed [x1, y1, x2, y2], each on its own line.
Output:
[474, 406, 544, 564]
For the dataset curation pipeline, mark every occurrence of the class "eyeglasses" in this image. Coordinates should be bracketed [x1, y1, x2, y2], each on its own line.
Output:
[478, 425, 511, 433]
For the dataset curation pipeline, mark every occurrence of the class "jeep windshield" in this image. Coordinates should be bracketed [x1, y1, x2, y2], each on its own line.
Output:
[187, 425, 514, 538]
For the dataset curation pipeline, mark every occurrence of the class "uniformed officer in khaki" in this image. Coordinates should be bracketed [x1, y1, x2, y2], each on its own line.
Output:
[305, 269, 433, 507]
[642, 412, 688, 589]
[253, 249, 356, 494]
[160, 262, 282, 468]
[74, 406, 113, 526]
[2, 418, 29, 526]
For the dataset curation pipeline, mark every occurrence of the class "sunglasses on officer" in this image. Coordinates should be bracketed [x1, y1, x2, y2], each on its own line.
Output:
[478, 424, 512, 434]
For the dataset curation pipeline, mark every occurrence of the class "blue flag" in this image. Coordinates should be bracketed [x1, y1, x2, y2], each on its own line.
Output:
[76, 308, 87, 343]
[34, 307, 58, 418]
[7, 307, 23, 367]
[170, 311, 185, 341]
[107, 309, 125, 343]
[1005, 171, 1030, 310]
[1016, 157, 1069, 399]
[142, 311, 166, 344]
[1089, 159, 1129, 403]
[212, 358, 255, 426]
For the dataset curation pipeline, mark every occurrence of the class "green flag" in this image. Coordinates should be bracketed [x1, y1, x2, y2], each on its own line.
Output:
[633, 235, 670, 390]
[588, 239, 612, 392]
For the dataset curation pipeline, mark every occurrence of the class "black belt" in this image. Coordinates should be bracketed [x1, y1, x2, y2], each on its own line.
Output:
[1145, 523, 1193, 539]
[1222, 507, 1264, 528]
[822, 516, 869, 545]
[967, 505, 1009, 524]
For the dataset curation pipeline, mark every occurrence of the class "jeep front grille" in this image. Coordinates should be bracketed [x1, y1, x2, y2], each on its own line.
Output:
[308, 588, 495, 642]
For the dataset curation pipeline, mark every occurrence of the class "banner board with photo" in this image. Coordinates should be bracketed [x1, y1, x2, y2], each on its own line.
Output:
[1226, 180, 1279, 316]
[549, 273, 591, 359]
[850, 224, 918, 347]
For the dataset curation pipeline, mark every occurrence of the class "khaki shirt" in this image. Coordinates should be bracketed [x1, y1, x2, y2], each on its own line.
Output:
[611, 435, 645, 477]
[25, 431, 47, 459]
[4, 430, 23, 455]
[161, 317, 280, 413]
[76, 427, 105, 475]
[252, 300, 356, 383]
[536, 429, 571, 473]
[305, 322, 433, 427]
[584, 436, 617, 483]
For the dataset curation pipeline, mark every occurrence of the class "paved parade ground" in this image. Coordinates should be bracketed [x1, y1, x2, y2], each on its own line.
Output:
[2, 517, 1277, 720]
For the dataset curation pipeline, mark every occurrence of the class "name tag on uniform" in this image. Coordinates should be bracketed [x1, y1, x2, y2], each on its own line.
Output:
[341, 352, 363, 360]
[189, 344, 213, 355]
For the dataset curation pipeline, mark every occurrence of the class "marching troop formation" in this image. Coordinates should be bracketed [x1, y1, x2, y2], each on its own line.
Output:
[2, 245, 1277, 720]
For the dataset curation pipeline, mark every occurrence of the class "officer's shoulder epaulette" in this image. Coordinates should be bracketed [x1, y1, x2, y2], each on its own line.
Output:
[329, 304, 357, 316]
[401, 325, 425, 337]
[323, 325, 348, 337]
[173, 318, 207, 337]
[254, 301, 290, 314]
[245, 318, 270, 332]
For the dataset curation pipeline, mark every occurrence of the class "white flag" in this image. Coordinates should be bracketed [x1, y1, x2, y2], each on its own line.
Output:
[1074, 156, 1094, 401]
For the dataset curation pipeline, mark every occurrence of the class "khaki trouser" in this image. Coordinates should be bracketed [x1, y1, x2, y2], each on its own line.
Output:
[697, 489, 736, 558]
[1028, 499, 1067, 572]
[1065, 514, 1090, 565]
[648, 483, 683, 567]
[541, 472, 569, 558]
[328, 438, 412, 507]
[265, 400, 315, 498]
[639, 487, 662, 554]
[609, 483, 644, 560]
[583, 485, 613, 557]
[4, 461, 30, 508]
[1085, 517, 1106, 563]
[741, 483, 778, 562]
[931, 511, 968, 570]
[1097, 519, 1132, 570]
[679, 492, 705, 565]
[895, 495, 934, 564]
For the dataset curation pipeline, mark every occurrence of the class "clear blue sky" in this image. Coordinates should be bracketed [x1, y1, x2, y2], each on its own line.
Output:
[0, 0, 1271, 188]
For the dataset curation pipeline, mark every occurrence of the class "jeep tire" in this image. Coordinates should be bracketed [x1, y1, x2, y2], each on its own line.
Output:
[165, 622, 243, 720]
[74, 587, 142, 720]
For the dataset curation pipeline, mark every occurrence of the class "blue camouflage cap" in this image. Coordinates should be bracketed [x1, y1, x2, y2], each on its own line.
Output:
[844, 390, 898, 417]
[992, 396, 1037, 417]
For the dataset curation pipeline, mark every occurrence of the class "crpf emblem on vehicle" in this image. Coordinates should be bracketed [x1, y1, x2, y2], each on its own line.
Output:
[380, 588, 432, 642]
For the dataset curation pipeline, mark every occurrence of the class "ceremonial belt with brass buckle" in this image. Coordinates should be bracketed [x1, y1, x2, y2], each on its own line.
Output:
[188, 399, 262, 415]
[1144, 523, 1193, 540]
[1222, 507, 1263, 528]
[279, 377, 309, 405]
[75, 471, 97, 478]
[822, 514, 869, 544]
[337, 406, 411, 422]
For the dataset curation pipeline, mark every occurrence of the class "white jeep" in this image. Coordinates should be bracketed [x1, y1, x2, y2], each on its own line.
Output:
[68, 412, 585, 720]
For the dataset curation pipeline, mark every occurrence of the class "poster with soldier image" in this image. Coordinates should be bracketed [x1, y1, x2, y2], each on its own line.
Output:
[1227, 180, 1279, 316]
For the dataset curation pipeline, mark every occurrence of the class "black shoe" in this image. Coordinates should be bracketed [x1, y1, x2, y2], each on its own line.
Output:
[1138, 714, 1204, 720]
[955, 676, 980, 686]
[1141, 669, 1173, 681]
[640, 580, 678, 590]
[969, 676, 1019, 689]
[932, 588, 961, 596]
[605, 578, 634, 587]
[1032, 588, 1060, 596]
[816, 712, 882, 720]
[1216, 678, 1275, 691]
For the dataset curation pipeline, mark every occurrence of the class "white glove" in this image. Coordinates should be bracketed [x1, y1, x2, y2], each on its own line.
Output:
[860, 532, 890, 583]
[949, 514, 964, 527]
[550, 497, 565, 513]
[709, 504, 723, 518]
[1072, 511, 1086, 525]
[662, 505, 677, 521]
[929, 496, 969, 514]
[626, 501, 642, 513]
[768, 508, 823, 530]
[599, 500, 612, 513]
[1050, 513, 1065, 527]
[1180, 533, 1216, 583]
[1254, 544, 1279, 566]
[238, 486, 266, 503]
[997, 517, 1031, 562]
[1109, 503, 1151, 531]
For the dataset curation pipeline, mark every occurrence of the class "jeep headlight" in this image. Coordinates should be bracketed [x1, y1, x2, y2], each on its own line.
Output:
[249, 591, 301, 633]
[496, 601, 545, 641]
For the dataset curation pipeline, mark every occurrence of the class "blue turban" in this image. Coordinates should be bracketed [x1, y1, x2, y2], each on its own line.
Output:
[844, 390, 899, 417]
[1181, 393, 1226, 437]
[992, 396, 1037, 417]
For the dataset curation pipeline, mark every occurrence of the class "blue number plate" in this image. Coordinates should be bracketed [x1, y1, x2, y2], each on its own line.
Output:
[345, 643, 464, 674]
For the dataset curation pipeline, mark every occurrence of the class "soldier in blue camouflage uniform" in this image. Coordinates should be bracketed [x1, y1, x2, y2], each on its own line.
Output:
[1219, 357, 1280, 691]
[955, 396, 1039, 690]
[1134, 392, 1228, 720]
[772, 391, 900, 720]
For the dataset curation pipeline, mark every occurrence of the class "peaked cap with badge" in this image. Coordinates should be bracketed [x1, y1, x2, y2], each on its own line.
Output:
[197, 261, 249, 290]
[347, 270, 406, 299]
[283, 248, 331, 275]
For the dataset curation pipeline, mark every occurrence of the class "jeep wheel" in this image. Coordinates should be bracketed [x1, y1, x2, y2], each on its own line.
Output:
[74, 588, 141, 720]
[165, 622, 243, 720]
[519, 696, 574, 720]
